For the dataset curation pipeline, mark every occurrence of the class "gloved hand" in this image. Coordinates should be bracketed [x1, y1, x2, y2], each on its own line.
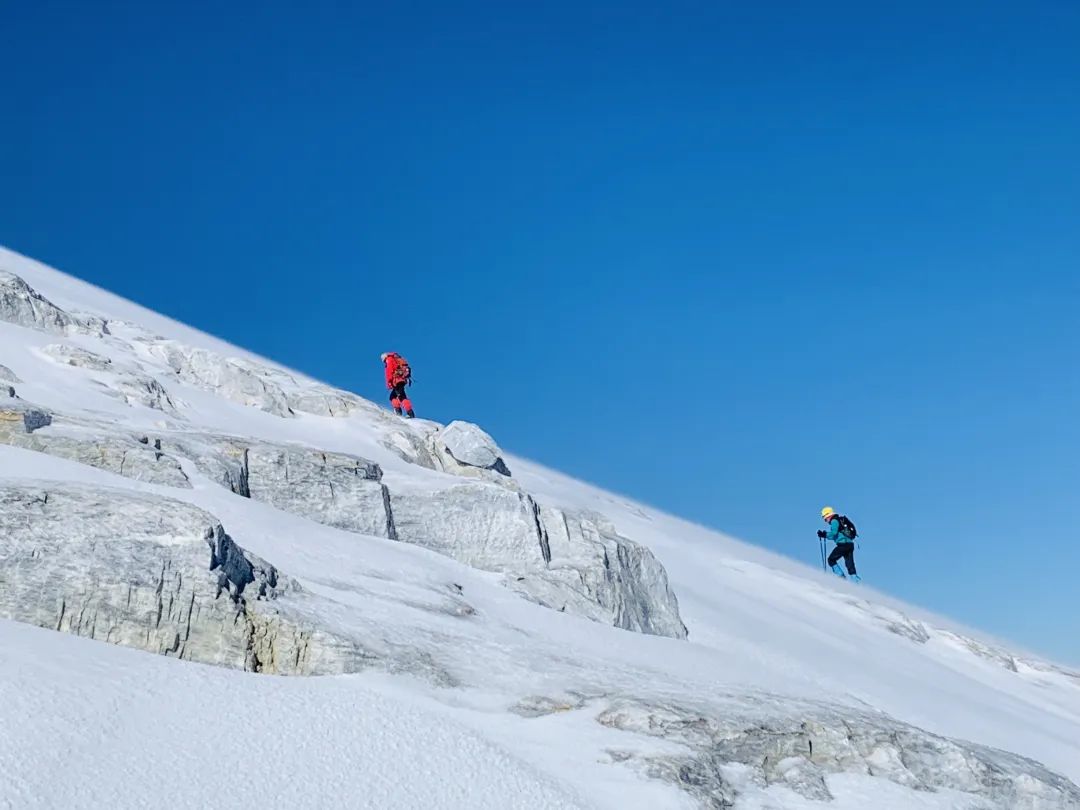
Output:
[817, 530, 827, 539]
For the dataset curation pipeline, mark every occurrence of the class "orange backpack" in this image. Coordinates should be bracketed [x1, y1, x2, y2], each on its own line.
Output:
[391, 354, 411, 385]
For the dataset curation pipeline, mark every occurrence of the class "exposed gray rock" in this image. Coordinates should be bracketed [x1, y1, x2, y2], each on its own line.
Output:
[510, 693, 592, 718]
[436, 421, 512, 476]
[0, 364, 20, 383]
[511, 506, 687, 639]
[165, 430, 682, 637]
[392, 483, 544, 569]
[106, 372, 177, 412]
[68, 311, 111, 335]
[0, 272, 107, 336]
[0, 397, 53, 434]
[589, 697, 1080, 810]
[42, 343, 113, 371]
[163, 434, 395, 538]
[0, 398, 188, 487]
[146, 341, 296, 417]
[1016, 656, 1080, 685]
[38, 343, 177, 412]
[0, 426, 191, 488]
[164, 434, 250, 496]
[937, 630, 1019, 672]
[0, 484, 375, 674]
[849, 598, 1056, 678]
[382, 421, 515, 484]
[287, 385, 386, 420]
[246, 444, 394, 538]
[380, 425, 441, 470]
[144, 339, 381, 420]
[391, 483, 686, 639]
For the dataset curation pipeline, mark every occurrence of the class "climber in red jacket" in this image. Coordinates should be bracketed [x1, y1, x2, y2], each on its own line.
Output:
[381, 352, 415, 418]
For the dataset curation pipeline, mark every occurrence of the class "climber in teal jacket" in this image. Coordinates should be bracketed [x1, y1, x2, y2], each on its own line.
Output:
[819, 506, 860, 582]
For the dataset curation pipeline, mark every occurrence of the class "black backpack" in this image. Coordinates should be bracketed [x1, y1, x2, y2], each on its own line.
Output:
[832, 514, 858, 540]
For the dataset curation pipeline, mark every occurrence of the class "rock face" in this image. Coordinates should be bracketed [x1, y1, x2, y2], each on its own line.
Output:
[1, 405, 686, 641]
[165, 434, 397, 539]
[0, 402, 190, 488]
[0, 270, 687, 640]
[512, 507, 687, 639]
[381, 421, 513, 482]
[391, 483, 542, 569]
[147, 341, 297, 417]
[436, 421, 512, 476]
[106, 371, 178, 412]
[586, 696, 1080, 810]
[0, 272, 106, 336]
[0, 394, 53, 434]
[245, 444, 394, 538]
[144, 339, 381, 420]
[391, 482, 687, 639]
[0, 484, 377, 674]
[508, 693, 1080, 810]
[287, 384, 385, 420]
[41, 343, 113, 371]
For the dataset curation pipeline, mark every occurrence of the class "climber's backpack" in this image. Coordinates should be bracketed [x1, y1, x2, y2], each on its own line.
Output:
[391, 355, 412, 385]
[832, 514, 858, 541]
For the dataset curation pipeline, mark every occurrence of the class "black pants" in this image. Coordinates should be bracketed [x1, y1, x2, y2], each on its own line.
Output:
[389, 382, 408, 403]
[827, 543, 857, 575]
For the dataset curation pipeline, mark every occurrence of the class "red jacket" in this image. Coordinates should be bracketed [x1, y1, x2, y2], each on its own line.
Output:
[384, 354, 410, 389]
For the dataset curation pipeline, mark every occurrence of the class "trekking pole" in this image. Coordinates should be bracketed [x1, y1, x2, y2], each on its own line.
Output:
[818, 534, 827, 572]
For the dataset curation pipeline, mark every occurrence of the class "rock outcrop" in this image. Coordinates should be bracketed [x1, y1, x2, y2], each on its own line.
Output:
[0, 400, 190, 487]
[147, 341, 297, 417]
[105, 371, 178, 412]
[0, 392, 53, 434]
[287, 384, 385, 420]
[0, 484, 375, 674]
[435, 421, 512, 477]
[512, 507, 687, 639]
[0, 272, 107, 336]
[381, 421, 513, 482]
[513, 694, 1080, 810]
[144, 339, 383, 420]
[391, 482, 686, 639]
[164, 433, 397, 539]
[0, 270, 686, 640]
[0, 364, 20, 383]
[41, 343, 113, 371]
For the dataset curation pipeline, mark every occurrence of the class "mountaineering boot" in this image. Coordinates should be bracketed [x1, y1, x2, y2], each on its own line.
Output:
[850, 574, 861, 583]
[405, 409, 416, 418]
[393, 406, 403, 416]
[830, 564, 846, 578]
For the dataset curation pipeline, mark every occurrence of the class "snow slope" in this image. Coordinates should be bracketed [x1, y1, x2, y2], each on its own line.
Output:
[0, 244, 1078, 809]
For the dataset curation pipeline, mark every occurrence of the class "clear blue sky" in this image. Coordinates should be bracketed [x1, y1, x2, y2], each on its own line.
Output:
[3, 1, 1078, 664]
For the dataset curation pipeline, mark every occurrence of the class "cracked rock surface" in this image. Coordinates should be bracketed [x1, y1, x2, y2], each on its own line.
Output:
[391, 482, 686, 638]
[513, 694, 1080, 810]
[0, 271, 107, 336]
[0, 483, 379, 675]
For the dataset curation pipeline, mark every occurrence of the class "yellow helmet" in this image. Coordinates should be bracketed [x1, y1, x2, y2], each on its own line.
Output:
[821, 506, 835, 518]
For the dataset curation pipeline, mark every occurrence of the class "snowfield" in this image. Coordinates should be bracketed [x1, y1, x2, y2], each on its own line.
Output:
[0, 244, 1078, 810]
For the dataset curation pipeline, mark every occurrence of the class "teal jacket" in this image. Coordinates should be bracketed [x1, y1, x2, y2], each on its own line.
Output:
[827, 517, 854, 545]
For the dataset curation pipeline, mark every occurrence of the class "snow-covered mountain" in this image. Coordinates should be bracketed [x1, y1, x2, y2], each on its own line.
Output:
[0, 244, 1077, 810]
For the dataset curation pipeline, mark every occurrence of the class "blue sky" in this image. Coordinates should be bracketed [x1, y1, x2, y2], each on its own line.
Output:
[3, 1, 1078, 663]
